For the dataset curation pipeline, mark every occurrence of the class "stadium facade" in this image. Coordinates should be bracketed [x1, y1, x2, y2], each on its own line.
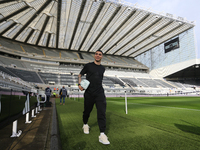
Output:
[135, 27, 199, 78]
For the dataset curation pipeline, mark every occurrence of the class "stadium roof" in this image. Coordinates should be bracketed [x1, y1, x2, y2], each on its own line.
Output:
[0, 0, 195, 58]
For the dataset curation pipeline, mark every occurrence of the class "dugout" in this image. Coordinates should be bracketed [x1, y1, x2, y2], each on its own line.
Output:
[0, 87, 37, 131]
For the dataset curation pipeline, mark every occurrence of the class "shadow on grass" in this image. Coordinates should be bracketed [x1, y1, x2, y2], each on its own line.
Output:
[89, 111, 112, 135]
[174, 124, 200, 135]
[72, 141, 86, 150]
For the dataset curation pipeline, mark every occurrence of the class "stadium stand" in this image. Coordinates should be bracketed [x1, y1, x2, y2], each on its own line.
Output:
[0, 66, 18, 77]
[81, 53, 94, 60]
[21, 45, 44, 56]
[6, 67, 43, 83]
[38, 72, 59, 85]
[0, 52, 198, 96]
[105, 76, 125, 87]
[121, 57, 139, 65]
[0, 39, 23, 52]
[154, 79, 175, 88]
[0, 70, 33, 91]
[0, 0, 199, 149]
[120, 78, 138, 87]
[103, 77, 115, 87]
[43, 48, 60, 58]
[60, 74, 76, 86]
[0, 55, 25, 68]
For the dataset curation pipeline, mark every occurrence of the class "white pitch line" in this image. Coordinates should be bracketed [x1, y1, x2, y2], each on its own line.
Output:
[108, 100, 200, 112]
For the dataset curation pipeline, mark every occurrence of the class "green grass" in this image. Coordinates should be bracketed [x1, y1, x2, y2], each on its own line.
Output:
[56, 96, 200, 150]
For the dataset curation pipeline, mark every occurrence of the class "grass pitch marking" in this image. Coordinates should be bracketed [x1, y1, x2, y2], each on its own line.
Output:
[108, 100, 200, 112]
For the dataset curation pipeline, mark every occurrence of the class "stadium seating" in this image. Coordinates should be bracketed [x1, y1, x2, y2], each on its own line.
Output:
[0, 55, 25, 68]
[60, 74, 76, 86]
[105, 76, 125, 87]
[0, 39, 23, 52]
[0, 37, 199, 95]
[43, 48, 60, 58]
[38, 72, 59, 84]
[6, 67, 43, 83]
[0, 66, 18, 77]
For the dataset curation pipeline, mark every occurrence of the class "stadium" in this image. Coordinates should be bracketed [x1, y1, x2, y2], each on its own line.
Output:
[0, 0, 200, 150]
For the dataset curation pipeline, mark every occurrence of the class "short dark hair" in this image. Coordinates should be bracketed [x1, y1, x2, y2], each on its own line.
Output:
[96, 49, 103, 55]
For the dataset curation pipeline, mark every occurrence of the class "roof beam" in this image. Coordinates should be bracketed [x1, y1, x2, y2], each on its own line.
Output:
[68, 0, 87, 50]
[115, 17, 163, 56]
[46, 33, 51, 47]
[104, 13, 151, 54]
[12, 0, 52, 40]
[24, 28, 34, 43]
[36, 16, 50, 45]
[87, 5, 122, 52]
[0, 22, 17, 36]
[78, 2, 105, 51]
[56, 0, 61, 49]
[120, 20, 174, 56]
[0, 5, 30, 24]
[0, 0, 16, 4]
[98, 9, 137, 52]
[128, 24, 185, 57]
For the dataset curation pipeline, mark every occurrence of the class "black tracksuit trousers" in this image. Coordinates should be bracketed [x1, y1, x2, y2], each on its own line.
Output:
[83, 92, 106, 132]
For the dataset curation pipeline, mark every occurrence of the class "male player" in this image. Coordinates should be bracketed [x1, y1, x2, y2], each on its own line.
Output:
[78, 50, 110, 145]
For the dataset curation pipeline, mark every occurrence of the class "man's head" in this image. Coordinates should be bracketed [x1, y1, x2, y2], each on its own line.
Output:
[63, 86, 65, 88]
[94, 50, 103, 63]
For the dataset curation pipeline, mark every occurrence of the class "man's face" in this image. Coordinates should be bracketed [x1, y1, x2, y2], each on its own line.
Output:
[94, 51, 103, 62]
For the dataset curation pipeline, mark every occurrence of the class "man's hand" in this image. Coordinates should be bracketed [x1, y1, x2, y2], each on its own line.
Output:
[78, 85, 84, 91]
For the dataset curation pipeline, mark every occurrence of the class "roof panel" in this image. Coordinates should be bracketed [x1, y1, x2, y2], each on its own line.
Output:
[116, 18, 171, 55]
[3, 24, 23, 39]
[71, 0, 94, 50]
[104, 10, 148, 54]
[130, 24, 192, 57]
[63, 0, 82, 49]
[59, 0, 71, 48]
[90, 6, 128, 52]
[0, 1, 26, 17]
[16, 27, 32, 42]
[0, 0, 195, 58]
[80, 2, 111, 51]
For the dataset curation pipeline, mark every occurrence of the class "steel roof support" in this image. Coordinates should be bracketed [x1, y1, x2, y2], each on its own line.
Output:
[104, 13, 150, 54]
[87, 5, 121, 52]
[12, 0, 52, 40]
[24, 28, 34, 43]
[36, 16, 50, 45]
[97, 9, 136, 52]
[56, 0, 61, 49]
[0, 22, 17, 36]
[0, 0, 16, 4]
[78, 2, 105, 51]
[68, 0, 87, 50]
[0, 6, 29, 24]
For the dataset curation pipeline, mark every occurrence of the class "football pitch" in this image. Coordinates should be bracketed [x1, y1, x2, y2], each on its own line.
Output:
[56, 96, 200, 150]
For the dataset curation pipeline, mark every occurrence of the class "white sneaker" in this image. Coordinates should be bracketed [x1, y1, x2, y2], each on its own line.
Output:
[99, 134, 110, 145]
[82, 124, 89, 134]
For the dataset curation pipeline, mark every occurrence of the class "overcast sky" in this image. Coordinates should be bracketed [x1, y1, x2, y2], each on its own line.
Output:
[125, 0, 200, 58]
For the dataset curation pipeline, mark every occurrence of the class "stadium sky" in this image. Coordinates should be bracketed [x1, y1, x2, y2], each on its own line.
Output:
[126, 0, 200, 58]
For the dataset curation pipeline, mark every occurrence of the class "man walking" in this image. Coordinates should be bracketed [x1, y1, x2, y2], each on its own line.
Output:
[45, 86, 51, 102]
[78, 50, 110, 145]
[59, 86, 67, 105]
